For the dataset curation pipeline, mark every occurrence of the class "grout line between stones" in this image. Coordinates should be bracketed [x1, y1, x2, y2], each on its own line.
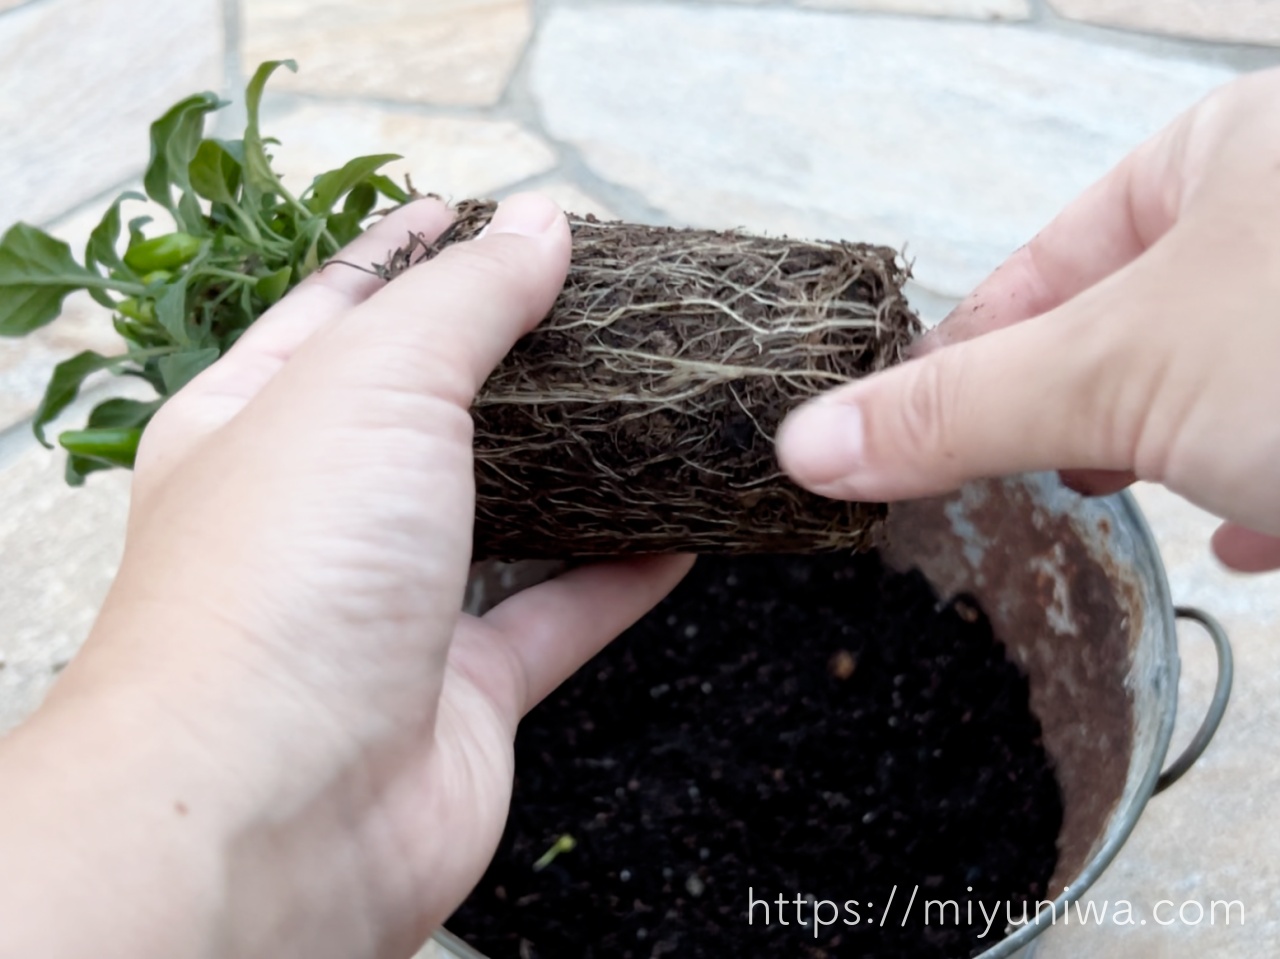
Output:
[546, 0, 1280, 69]
[0, 0, 54, 19]
[0, 421, 34, 472]
[263, 89, 513, 123]
[493, 0, 680, 224]
[217, 0, 247, 136]
[1031, 2, 1280, 69]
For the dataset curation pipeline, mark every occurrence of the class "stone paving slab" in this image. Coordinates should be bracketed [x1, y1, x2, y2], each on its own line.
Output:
[1050, 0, 1280, 47]
[800, 0, 1031, 20]
[2, 2, 1279, 956]
[243, 0, 532, 107]
[525, 180, 618, 221]
[0, 443, 131, 734]
[263, 101, 558, 205]
[530, 3, 1235, 300]
[0, 0, 222, 228]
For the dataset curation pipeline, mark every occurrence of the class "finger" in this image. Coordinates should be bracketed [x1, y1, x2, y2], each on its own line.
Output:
[136, 199, 457, 480]
[924, 109, 1192, 352]
[268, 193, 571, 416]
[481, 555, 695, 718]
[1212, 523, 1280, 573]
[1059, 468, 1138, 498]
[776, 268, 1156, 502]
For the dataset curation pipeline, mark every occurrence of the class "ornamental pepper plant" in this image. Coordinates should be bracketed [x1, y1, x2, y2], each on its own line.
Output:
[0, 60, 410, 484]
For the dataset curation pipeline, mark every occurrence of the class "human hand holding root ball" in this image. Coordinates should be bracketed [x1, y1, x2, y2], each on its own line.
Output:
[1, 66, 1279, 959]
[779, 67, 1280, 574]
[0, 194, 691, 959]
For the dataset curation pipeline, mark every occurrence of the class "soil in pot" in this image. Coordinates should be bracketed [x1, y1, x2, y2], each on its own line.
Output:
[447, 553, 1063, 958]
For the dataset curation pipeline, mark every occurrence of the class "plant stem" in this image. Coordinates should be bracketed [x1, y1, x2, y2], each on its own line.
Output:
[199, 266, 256, 284]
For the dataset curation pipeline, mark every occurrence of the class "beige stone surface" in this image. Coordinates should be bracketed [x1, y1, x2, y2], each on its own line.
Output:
[0, 198, 143, 430]
[0, 0, 222, 228]
[242, 0, 532, 107]
[530, 180, 619, 221]
[0, 444, 131, 735]
[531, 4, 1234, 299]
[1034, 484, 1280, 957]
[800, 0, 1030, 20]
[263, 102, 557, 205]
[1049, 0, 1280, 47]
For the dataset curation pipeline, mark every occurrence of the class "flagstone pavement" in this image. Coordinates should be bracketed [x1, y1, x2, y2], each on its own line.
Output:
[1, 1, 1279, 956]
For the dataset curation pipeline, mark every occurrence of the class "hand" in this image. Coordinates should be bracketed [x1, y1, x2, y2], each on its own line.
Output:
[0, 194, 691, 959]
[777, 68, 1280, 573]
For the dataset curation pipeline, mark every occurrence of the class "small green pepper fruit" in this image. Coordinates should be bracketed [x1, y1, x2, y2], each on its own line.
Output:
[116, 298, 155, 323]
[58, 427, 142, 469]
[123, 232, 203, 272]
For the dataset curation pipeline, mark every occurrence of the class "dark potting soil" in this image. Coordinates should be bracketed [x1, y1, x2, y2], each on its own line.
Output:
[448, 553, 1063, 958]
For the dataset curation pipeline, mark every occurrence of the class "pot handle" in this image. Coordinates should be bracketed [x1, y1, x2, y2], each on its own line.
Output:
[1154, 606, 1234, 794]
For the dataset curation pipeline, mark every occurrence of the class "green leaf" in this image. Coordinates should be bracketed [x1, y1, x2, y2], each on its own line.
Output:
[85, 191, 146, 299]
[325, 211, 364, 248]
[144, 92, 226, 219]
[154, 279, 191, 346]
[299, 217, 328, 277]
[243, 60, 297, 199]
[216, 138, 247, 165]
[326, 180, 379, 246]
[368, 174, 411, 205]
[190, 138, 243, 206]
[158, 347, 220, 394]
[31, 350, 124, 446]
[87, 396, 163, 429]
[127, 215, 153, 245]
[343, 181, 378, 218]
[307, 154, 400, 214]
[177, 192, 208, 236]
[0, 224, 114, 336]
[64, 454, 104, 486]
[256, 265, 292, 305]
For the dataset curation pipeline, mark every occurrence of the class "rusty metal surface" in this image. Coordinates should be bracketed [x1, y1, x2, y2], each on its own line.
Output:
[884, 478, 1134, 888]
[883, 474, 1179, 959]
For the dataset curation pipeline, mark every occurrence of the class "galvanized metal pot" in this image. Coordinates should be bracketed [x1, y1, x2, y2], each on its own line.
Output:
[439, 474, 1232, 959]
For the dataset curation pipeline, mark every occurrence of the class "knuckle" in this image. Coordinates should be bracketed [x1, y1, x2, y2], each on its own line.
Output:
[893, 355, 958, 460]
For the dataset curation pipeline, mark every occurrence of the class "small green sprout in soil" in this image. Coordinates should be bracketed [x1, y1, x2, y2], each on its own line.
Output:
[532, 834, 579, 872]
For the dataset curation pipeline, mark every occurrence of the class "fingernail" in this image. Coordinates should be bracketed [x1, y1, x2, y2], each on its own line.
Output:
[778, 400, 866, 492]
[485, 193, 563, 238]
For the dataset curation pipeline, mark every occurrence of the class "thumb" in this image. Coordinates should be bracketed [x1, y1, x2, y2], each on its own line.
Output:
[267, 194, 568, 405]
[776, 280, 1153, 501]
